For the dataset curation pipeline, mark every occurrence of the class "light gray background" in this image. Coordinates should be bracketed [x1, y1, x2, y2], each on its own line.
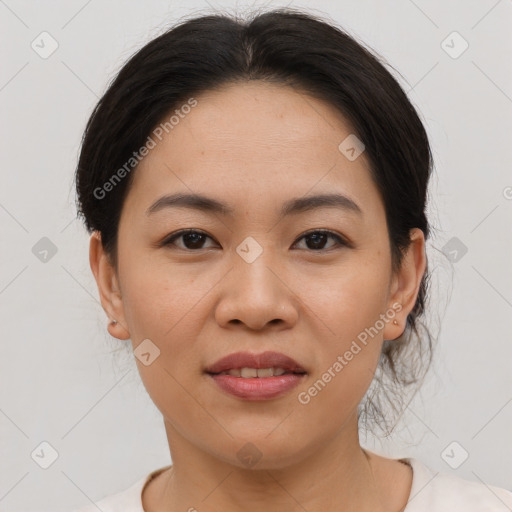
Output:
[1, 0, 511, 510]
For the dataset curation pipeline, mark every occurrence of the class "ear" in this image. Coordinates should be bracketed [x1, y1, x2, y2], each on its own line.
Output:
[89, 231, 130, 340]
[382, 228, 427, 341]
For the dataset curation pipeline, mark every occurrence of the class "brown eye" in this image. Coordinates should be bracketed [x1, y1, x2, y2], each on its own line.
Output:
[161, 229, 349, 252]
[293, 230, 348, 251]
[163, 230, 218, 250]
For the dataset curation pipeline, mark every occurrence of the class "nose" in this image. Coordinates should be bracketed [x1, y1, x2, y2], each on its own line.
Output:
[214, 249, 299, 331]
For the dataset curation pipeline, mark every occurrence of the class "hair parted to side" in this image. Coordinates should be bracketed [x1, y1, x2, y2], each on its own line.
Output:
[75, 7, 435, 437]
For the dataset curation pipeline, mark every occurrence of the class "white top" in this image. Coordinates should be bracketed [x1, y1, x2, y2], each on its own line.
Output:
[73, 457, 512, 511]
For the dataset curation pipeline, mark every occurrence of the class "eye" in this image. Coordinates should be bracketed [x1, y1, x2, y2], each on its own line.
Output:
[293, 229, 349, 251]
[161, 229, 218, 250]
[161, 229, 349, 252]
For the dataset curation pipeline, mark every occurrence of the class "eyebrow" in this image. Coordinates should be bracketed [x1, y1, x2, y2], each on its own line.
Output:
[145, 192, 363, 218]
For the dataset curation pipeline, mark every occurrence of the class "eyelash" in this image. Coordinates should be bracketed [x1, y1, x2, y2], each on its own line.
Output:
[160, 229, 350, 252]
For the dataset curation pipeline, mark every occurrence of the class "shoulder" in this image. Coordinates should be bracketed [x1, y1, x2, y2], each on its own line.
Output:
[70, 465, 171, 512]
[404, 457, 512, 511]
[70, 477, 146, 512]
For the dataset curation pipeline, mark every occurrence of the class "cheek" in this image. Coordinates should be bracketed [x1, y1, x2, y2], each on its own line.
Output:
[119, 249, 208, 338]
[295, 275, 387, 433]
[295, 253, 390, 400]
[294, 253, 391, 344]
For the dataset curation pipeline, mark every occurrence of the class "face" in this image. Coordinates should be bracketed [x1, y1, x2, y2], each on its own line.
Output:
[91, 81, 425, 470]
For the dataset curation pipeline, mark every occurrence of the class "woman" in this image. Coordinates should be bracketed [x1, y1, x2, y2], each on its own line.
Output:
[73, 7, 512, 511]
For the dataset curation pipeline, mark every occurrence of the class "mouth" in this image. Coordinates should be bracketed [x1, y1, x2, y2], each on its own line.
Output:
[210, 367, 306, 378]
[204, 351, 307, 400]
[204, 350, 307, 377]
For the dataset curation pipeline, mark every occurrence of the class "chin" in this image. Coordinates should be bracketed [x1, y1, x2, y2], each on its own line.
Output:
[208, 432, 312, 471]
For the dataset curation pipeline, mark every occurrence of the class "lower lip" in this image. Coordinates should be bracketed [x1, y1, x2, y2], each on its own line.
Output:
[208, 373, 306, 400]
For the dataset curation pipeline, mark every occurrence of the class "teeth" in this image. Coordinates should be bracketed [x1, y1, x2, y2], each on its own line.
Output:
[218, 367, 290, 377]
[255, 368, 274, 378]
[241, 367, 258, 378]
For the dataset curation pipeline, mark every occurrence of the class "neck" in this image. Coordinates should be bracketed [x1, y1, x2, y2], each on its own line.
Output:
[153, 414, 392, 512]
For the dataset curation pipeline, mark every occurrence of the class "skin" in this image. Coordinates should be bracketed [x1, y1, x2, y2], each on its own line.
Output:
[89, 81, 426, 512]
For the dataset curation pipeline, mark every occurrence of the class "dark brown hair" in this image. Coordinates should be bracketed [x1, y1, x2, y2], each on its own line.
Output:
[75, 7, 435, 436]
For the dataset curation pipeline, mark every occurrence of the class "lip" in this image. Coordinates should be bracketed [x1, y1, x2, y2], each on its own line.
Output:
[205, 351, 307, 401]
[209, 373, 306, 400]
[204, 351, 307, 375]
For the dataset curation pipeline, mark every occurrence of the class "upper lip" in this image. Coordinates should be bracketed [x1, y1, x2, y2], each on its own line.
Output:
[205, 351, 307, 374]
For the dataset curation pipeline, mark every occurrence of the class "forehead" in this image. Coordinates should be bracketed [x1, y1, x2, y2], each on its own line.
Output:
[128, 81, 382, 219]
[158, 80, 359, 162]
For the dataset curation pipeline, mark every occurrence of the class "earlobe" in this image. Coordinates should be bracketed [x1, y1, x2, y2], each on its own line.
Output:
[382, 228, 426, 341]
[89, 231, 130, 340]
